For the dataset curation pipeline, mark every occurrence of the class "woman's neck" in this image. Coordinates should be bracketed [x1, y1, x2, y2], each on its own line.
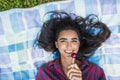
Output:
[60, 58, 69, 75]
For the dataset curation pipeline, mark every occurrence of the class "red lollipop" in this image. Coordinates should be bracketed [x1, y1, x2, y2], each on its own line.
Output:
[71, 53, 77, 58]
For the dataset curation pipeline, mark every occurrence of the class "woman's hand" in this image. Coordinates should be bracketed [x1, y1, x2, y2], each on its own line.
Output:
[67, 63, 82, 80]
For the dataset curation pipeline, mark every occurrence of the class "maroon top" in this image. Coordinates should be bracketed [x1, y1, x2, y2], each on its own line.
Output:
[36, 58, 106, 80]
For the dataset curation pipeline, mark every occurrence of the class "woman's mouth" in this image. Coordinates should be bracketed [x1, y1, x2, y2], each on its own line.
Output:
[65, 51, 74, 57]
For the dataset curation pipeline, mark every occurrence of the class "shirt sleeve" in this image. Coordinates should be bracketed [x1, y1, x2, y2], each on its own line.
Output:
[36, 64, 53, 80]
[36, 67, 45, 80]
[97, 67, 106, 80]
[36, 64, 50, 80]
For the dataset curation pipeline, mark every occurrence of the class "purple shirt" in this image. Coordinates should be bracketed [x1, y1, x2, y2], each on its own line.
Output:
[36, 58, 106, 80]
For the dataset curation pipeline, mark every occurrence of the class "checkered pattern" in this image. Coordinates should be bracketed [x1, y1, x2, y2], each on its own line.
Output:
[0, 0, 120, 80]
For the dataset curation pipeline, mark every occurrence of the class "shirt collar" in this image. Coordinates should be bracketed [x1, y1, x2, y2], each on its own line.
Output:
[48, 58, 59, 66]
[48, 58, 89, 78]
[48, 58, 89, 68]
[48, 58, 67, 78]
[81, 59, 89, 68]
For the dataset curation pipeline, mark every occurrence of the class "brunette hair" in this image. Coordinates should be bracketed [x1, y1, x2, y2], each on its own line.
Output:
[35, 11, 111, 59]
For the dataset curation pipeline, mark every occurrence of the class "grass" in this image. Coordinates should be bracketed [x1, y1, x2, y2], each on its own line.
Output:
[0, 0, 64, 11]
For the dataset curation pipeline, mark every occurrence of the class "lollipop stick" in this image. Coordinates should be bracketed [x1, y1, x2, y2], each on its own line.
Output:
[71, 53, 76, 64]
[72, 58, 75, 64]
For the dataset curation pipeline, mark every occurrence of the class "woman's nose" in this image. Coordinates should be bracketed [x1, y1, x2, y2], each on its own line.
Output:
[66, 42, 72, 49]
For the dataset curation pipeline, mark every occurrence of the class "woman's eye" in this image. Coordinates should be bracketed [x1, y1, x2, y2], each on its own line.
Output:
[72, 40, 77, 42]
[61, 41, 65, 42]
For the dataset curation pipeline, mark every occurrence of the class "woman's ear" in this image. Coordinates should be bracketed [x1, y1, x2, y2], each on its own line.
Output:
[55, 41, 58, 48]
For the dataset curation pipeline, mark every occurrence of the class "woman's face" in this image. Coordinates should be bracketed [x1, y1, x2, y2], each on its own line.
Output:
[55, 30, 80, 63]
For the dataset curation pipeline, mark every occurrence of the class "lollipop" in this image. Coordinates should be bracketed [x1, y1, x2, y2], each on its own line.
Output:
[71, 53, 77, 58]
[71, 53, 76, 64]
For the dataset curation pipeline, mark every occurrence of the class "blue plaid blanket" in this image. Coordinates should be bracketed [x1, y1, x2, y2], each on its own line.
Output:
[0, 0, 120, 80]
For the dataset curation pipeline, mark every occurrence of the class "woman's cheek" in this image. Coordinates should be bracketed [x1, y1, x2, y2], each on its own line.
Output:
[73, 44, 80, 51]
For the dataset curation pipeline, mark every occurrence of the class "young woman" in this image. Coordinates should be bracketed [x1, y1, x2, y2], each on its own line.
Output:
[36, 11, 111, 80]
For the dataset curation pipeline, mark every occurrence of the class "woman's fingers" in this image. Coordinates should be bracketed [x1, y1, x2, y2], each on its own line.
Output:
[67, 68, 81, 78]
[71, 76, 82, 80]
[67, 68, 81, 76]
[67, 70, 82, 79]
[67, 63, 82, 80]
[68, 63, 79, 69]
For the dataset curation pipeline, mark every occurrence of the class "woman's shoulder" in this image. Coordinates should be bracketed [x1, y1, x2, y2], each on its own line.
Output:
[81, 60, 106, 79]
[39, 58, 60, 69]
[82, 59, 104, 71]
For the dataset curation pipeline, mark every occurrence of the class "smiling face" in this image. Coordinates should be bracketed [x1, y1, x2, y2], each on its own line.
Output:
[55, 30, 80, 64]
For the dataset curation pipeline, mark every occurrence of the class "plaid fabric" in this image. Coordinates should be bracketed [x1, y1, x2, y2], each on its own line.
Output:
[36, 58, 106, 80]
[0, 0, 120, 80]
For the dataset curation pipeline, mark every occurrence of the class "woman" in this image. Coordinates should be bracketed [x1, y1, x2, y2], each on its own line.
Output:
[36, 11, 111, 80]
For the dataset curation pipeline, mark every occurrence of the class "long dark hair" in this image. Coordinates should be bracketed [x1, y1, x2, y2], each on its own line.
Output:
[35, 11, 111, 59]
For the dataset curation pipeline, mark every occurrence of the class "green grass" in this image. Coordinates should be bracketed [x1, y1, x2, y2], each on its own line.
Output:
[0, 0, 64, 11]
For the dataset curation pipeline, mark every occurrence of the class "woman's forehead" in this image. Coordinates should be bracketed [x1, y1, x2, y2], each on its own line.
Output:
[58, 30, 79, 38]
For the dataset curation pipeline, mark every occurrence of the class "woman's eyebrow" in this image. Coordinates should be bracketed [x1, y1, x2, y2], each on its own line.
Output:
[72, 38, 79, 40]
[59, 38, 67, 40]
[59, 38, 78, 40]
